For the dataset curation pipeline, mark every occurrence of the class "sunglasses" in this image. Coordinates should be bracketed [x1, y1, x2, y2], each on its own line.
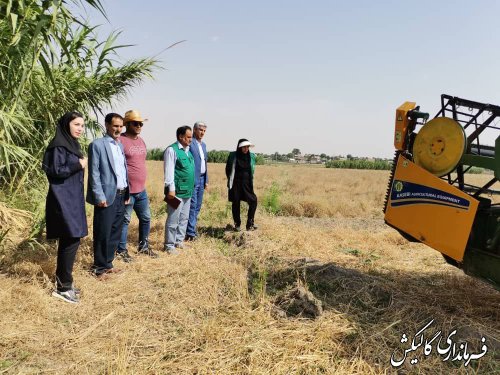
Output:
[129, 121, 143, 127]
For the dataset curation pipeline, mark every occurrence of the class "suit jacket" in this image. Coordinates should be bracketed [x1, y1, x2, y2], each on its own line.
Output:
[189, 138, 209, 187]
[86, 135, 129, 206]
[44, 146, 88, 239]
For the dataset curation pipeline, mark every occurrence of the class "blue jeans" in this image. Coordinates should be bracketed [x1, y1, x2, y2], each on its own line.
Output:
[118, 189, 151, 252]
[164, 197, 191, 250]
[186, 177, 205, 237]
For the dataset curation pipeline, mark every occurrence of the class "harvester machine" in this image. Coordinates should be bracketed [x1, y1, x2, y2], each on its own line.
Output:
[384, 94, 500, 289]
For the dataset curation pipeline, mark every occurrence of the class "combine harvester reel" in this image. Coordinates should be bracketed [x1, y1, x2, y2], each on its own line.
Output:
[384, 94, 500, 289]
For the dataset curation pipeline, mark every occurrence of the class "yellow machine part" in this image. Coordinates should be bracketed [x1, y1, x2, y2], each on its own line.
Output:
[412, 117, 466, 176]
[394, 101, 417, 150]
[384, 155, 478, 261]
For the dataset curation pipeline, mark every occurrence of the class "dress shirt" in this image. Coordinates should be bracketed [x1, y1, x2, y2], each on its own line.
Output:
[106, 135, 127, 189]
[193, 138, 206, 175]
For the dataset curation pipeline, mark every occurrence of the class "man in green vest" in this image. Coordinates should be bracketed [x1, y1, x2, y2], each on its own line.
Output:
[163, 126, 195, 254]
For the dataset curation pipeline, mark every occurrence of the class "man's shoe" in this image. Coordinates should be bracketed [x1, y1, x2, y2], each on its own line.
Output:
[95, 273, 110, 281]
[246, 224, 259, 231]
[185, 235, 197, 242]
[71, 284, 81, 296]
[138, 240, 149, 251]
[91, 268, 110, 281]
[52, 289, 79, 304]
[165, 248, 179, 255]
[116, 251, 133, 263]
[138, 247, 159, 258]
[105, 268, 123, 274]
[234, 225, 241, 232]
[138, 241, 159, 258]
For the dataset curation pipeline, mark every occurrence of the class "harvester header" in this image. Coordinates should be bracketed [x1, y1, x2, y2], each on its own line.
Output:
[384, 94, 500, 289]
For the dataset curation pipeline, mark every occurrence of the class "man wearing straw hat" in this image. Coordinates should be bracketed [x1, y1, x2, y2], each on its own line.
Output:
[117, 110, 158, 260]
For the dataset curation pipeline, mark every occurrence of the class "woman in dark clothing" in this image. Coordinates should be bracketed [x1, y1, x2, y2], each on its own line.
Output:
[42, 111, 88, 304]
[225, 138, 258, 231]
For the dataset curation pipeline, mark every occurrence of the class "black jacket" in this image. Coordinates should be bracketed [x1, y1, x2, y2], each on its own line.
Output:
[44, 146, 88, 239]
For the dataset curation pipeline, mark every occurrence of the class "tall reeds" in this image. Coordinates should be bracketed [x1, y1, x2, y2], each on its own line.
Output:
[0, 0, 158, 206]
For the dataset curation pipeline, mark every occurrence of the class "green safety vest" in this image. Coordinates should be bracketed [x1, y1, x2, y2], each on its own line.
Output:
[171, 142, 195, 198]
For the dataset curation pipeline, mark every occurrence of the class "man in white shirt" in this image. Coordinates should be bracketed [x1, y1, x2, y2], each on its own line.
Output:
[163, 126, 194, 254]
[186, 121, 209, 241]
[87, 113, 129, 278]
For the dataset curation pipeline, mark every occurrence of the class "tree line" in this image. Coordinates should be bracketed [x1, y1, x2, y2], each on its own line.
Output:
[147, 149, 265, 164]
[325, 159, 392, 170]
[147, 146, 394, 170]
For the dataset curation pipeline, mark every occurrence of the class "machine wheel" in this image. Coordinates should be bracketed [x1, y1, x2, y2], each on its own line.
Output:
[412, 117, 466, 176]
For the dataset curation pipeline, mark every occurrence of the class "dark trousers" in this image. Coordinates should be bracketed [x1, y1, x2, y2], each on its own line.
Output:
[56, 237, 80, 292]
[232, 198, 257, 228]
[92, 192, 125, 274]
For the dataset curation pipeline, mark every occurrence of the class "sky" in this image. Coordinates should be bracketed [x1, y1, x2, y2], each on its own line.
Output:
[82, 0, 500, 158]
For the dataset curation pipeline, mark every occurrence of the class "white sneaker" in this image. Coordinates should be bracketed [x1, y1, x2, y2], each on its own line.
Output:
[52, 289, 79, 304]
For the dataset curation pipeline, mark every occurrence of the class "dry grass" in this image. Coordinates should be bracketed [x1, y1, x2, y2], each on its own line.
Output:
[0, 162, 499, 374]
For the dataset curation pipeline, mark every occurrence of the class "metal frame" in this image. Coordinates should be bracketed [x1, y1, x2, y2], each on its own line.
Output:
[434, 94, 500, 195]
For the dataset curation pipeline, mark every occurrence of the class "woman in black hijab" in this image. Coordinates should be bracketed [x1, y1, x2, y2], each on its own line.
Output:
[225, 138, 258, 231]
[42, 111, 88, 304]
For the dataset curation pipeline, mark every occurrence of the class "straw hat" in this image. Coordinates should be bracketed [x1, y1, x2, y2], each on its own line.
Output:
[124, 110, 148, 124]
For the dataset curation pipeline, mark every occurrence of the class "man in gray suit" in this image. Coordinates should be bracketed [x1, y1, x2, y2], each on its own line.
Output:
[87, 113, 129, 278]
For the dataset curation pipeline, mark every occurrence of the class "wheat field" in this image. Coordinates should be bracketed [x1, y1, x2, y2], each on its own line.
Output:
[0, 162, 499, 374]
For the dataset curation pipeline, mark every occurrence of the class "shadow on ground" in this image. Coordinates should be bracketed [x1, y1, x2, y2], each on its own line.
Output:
[246, 255, 500, 365]
[199, 225, 230, 240]
[0, 235, 97, 278]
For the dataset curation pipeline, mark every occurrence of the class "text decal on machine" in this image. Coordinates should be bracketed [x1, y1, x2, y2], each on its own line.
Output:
[391, 180, 470, 210]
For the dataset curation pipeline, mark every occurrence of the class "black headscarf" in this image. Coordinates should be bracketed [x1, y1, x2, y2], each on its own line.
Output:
[235, 138, 251, 170]
[45, 111, 84, 158]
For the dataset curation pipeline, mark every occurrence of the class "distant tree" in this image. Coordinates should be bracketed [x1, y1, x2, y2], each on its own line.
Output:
[147, 148, 164, 161]
[255, 154, 265, 165]
[347, 154, 353, 160]
[206, 150, 264, 164]
[287, 153, 294, 159]
[207, 150, 230, 163]
[325, 159, 392, 170]
[292, 148, 301, 156]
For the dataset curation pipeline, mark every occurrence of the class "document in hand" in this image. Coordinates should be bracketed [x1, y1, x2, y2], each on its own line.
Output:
[164, 195, 182, 209]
